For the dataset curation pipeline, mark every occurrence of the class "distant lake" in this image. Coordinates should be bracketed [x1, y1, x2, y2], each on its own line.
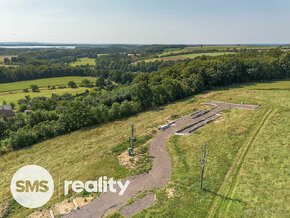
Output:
[0, 46, 76, 49]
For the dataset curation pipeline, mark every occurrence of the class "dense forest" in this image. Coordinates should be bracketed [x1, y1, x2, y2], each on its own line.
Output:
[0, 48, 289, 153]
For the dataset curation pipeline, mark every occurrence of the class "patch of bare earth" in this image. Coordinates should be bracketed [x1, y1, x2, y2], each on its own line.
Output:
[28, 197, 94, 217]
[0, 202, 9, 217]
[118, 150, 141, 169]
[164, 114, 178, 122]
[199, 92, 221, 98]
[166, 188, 176, 199]
[52, 197, 93, 216]
[28, 209, 51, 218]
[215, 118, 226, 123]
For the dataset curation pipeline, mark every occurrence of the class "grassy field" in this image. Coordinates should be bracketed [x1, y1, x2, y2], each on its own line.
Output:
[145, 52, 233, 62]
[0, 76, 95, 92]
[0, 86, 94, 105]
[0, 80, 289, 217]
[133, 80, 290, 217]
[0, 76, 95, 105]
[70, 57, 96, 67]
[158, 45, 278, 57]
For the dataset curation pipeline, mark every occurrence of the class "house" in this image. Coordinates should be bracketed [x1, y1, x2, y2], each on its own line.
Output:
[0, 104, 15, 117]
[127, 54, 140, 57]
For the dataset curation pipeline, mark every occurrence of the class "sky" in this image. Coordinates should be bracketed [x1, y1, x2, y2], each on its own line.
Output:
[0, 0, 289, 44]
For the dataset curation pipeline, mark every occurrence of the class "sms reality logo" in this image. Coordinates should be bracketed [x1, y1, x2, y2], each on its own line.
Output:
[11, 165, 131, 209]
[10, 165, 54, 208]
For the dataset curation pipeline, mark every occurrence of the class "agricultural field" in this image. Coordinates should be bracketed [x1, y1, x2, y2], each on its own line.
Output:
[0, 76, 95, 92]
[0, 86, 94, 106]
[69, 57, 96, 67]
[145, 52, 233, 62]
[0, 55, 18, 67]
[0, 76, 95, 105]
[0, 80, 288, 217]
[158, 45, 278, 57]
[0, 55, 17, 63]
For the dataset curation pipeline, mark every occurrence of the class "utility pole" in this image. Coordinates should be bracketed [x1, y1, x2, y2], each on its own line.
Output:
[200, 142, 209, 189]
[128, 124, 136, 156]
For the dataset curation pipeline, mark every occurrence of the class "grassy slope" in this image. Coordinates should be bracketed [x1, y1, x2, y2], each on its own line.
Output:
[0, 76, 95, 92]
[0, 80, 289, 217]
[70, 57, 96, 67]
[133, 80, 289, 217]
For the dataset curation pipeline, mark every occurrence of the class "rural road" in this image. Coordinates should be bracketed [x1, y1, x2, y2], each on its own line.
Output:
[64, 101, 258, 218]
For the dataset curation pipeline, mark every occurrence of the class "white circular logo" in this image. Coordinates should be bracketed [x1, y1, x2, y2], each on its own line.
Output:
[10, 165, 54, 208]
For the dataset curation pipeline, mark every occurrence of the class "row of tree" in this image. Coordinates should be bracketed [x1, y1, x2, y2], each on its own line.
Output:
[0, 49, 289, 153]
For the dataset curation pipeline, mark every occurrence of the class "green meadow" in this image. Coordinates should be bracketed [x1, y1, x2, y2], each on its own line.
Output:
[145, 52, 233, 62]
[0, 76, 95, 93]
[70, 57, 96, 67]
[0, 76, 95, 105]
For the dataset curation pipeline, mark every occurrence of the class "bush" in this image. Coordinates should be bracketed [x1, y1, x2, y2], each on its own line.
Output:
[9, 127, 38, 149]
[18, 104, 27, 112]
[23, 88, 29, 93]
[9, 102, 15, 109]
[30, 85, 39, 92]
[67, 81, 78, 88]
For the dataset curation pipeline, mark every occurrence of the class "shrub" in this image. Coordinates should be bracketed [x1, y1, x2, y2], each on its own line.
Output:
[18, 104, 27, 112]
[30, 85, 39, 92]
[67, 81, 78, 88]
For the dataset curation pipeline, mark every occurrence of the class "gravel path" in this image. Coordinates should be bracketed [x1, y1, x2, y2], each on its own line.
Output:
[64, 101, 258, 218]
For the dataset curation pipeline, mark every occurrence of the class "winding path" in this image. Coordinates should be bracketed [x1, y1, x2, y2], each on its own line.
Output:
[64, 101, 258, 218]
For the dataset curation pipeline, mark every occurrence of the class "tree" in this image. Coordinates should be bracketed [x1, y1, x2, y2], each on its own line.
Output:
[151, 85, 170, 106]
[10, 102, 15, 109]
[131, 82, 153, 109]
[109, 102, 121, 120]
[96, 76, 105, 88]
[120, 100, 134, 117]
[57, 101, 94, 131]
[183, 73, 204, 94]
[4, 58, 10, 64]
[82, 79, 91, 87]
[18, 104, 27, 112]
[30, 85, 39, 92]
[67, 81, 78, 88]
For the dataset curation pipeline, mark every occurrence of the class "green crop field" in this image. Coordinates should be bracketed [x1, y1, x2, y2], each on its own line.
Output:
[145, 52, 234, 62]
[0, 80, 289, 217]
[0, 76, 95, 93]
[70, 57, 96, 67]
